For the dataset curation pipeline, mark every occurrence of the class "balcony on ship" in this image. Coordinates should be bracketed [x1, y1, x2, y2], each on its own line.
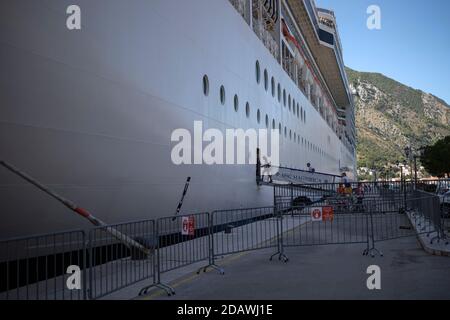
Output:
[228, 0, 280, 61]
[227, 0, 356, 155]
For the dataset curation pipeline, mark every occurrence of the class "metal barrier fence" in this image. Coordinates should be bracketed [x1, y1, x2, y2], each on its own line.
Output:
[275, 192, 448, 257]
[0, 230, 86, 300]
[138, 213, 211, 296]
[88, 220, 155, 300]
[280, 206, 370, 248]
[273, 181, 413, 212]
[407, 191, 448, 245]
[443, 193, 450, 238]
[416, 179, 450, 193]
[210, 207, 280, 263]
[1, 182, 448, 300]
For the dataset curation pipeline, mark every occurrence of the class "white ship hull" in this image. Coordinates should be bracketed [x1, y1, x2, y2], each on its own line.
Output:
[0, 0, 355, 238]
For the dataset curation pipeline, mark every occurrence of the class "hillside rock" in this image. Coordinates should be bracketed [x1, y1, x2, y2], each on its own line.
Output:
[346, 67, 450, 169]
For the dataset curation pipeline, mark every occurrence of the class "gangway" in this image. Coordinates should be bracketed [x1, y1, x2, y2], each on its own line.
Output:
[257, 162, 342, 186]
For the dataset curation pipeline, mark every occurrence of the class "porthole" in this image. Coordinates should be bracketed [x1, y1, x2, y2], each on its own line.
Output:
[283, 90, 286, 106]
[220, 86, 226, 105]
[257, 109, 261, 123]
[297, 104, 300, 118]
[284, 127, 287, 137]
[234, 95, 239, 112]
[264, 70, 268, 91]
[279, 123, 282, 133]
[288, 95, 291, 110]
[272, 119, 276, 129]
[265, 115, 269, 128]
[203, 75, 209, 96]
[289, 130, 292, 140]
[256, 61, 261, 84]
[277, 84, 281, 102]
[271, 77, 275, 97]
[301, 108, 303, 121]
[294, 133, 297, 141]
[246, 102, 250, 118]
[293, 99, 296, 114]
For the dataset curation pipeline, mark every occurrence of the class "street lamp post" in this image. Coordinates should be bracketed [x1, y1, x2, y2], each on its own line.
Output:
[404, 146, 413, 182]
[414, 155, 418, 187]
[397, 160, 407, 211]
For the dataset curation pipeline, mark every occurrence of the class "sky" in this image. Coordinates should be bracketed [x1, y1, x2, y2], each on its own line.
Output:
[316, 0, 450, 104]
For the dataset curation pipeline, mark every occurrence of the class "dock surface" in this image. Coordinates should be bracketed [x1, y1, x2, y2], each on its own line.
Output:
[138, 235, 450, 300]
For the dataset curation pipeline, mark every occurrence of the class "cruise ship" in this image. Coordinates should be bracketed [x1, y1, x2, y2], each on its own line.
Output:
[0, 0, 356, 238]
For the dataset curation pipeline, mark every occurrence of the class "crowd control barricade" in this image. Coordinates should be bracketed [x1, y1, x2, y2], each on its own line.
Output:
[417, 179, 450, 194]
[0, 230, 86, 300]
[88, 220, 155, 300]
[280, 204, 370, 249]
[408, 191, 448, 245]
[209, 207, 284, 264]
[139, 212, 211, 296]
[442, 193, 450, 238]
[273, 182, 410, 214]
[366, 198, 416, 243]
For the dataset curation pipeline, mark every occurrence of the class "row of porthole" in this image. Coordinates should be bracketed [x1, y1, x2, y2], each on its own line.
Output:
[256, 60, 306, 123]
[203, 74, 305, 126]
[202, 75, 330, 157]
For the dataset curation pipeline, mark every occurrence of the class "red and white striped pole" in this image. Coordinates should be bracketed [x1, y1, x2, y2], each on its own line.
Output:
[0, 160, 150, 255]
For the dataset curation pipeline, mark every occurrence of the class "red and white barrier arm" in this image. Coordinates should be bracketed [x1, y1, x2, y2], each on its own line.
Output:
[0, 160, 150, 255]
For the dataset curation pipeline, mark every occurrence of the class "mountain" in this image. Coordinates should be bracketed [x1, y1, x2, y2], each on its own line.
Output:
[345, 67, 450, 173]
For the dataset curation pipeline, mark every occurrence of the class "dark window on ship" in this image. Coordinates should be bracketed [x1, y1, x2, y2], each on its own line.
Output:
[284, 127, 287, 137]
[265, 115, 269, 128]
[272, 119, 276, 129]
[256, 61, 261, 84]
[277, 84, 281, 102]
[264, 69, 269, 91]
[293, 99, 296, 114]
[297, 104, 300, 118]
[246, 102, 250, 118]
[283, 90, 286, 107]
[288, 95, 291, 111]
[271, 77, 275, 97]
[203, 75, 209, 96]
[220, 86, 226, 105]
[279, 123, 282, 133]
[257, 109, 261, 124]
[234, 95, 239, 112]
[289, 130, 292, 140]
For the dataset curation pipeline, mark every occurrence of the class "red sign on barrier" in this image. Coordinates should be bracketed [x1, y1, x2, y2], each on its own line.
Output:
[322, 206, 334, 222]
[311, 207, 334, 222]
[311, 208, 322, 221]
[181, 216, 195, 236]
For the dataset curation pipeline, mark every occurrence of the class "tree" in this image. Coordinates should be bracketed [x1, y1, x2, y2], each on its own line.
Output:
[421, 136, 450, 178]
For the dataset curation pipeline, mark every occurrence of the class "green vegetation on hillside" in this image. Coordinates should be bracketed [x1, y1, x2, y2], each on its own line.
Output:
[421, 136, 450, 178]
